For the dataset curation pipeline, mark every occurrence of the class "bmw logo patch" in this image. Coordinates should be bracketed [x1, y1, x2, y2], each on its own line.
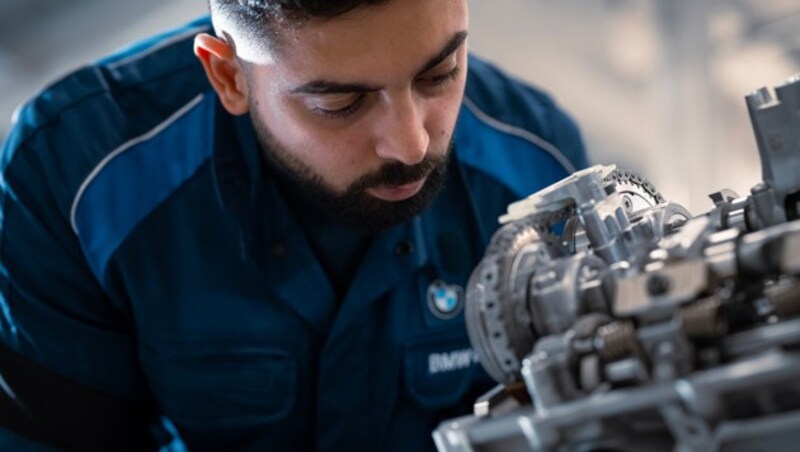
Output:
[427, 280, 464, 320]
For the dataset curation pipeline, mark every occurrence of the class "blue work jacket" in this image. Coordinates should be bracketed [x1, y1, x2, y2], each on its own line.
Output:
[0, 16, 586, 452]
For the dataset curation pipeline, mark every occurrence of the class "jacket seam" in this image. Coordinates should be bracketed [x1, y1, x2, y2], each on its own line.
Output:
[10, 61, 202, 153]
[462, 95, 577, 174]
[69, 94, 206, 235]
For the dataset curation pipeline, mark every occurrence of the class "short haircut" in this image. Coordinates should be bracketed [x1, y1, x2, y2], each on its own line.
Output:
[208, 0, 391, 55]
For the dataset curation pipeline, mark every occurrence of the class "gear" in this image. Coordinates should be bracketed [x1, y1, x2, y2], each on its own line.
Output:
[608, 168, 666, 212]
[465, 211, 570, 384]
[565, 168, 666, 253]
[467, 169, 666, 383]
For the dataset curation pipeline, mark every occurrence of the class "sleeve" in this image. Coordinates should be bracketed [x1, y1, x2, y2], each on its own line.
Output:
[0, 130, 160, 449]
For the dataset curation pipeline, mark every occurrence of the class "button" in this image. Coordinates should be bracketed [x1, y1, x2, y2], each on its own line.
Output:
[271, 240, 287, 258]
[395, 240, 414, 256]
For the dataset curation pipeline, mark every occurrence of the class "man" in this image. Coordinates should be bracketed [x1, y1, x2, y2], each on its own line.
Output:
[0, 0, 586, 450]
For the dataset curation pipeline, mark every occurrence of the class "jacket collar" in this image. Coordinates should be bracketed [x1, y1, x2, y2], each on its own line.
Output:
[210, 99, 486, 337]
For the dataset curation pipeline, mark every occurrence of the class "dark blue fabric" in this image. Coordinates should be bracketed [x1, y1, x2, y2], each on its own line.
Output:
[73, 94, 216, 285]
[0, 15, 587, 451]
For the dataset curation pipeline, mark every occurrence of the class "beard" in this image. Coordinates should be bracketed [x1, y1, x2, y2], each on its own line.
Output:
[249, 113, 452, 233]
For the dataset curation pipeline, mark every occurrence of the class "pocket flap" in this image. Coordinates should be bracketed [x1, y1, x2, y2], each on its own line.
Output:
[142, 343, 297, 430]
[404, 332, 482, 409]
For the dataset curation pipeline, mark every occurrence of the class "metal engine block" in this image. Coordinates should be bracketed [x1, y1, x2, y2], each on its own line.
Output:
[434, 75, 800, 452]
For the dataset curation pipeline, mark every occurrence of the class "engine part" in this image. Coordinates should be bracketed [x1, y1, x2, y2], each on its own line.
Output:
[435, 74, 800, 452]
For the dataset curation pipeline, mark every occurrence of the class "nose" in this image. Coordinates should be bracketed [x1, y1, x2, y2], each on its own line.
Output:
[374, 92, 429, 165]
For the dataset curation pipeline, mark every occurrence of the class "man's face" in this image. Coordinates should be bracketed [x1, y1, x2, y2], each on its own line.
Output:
[239, 0, 469, 229]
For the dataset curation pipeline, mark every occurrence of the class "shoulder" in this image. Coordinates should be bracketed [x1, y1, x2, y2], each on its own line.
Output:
[5, 15, 213, 153]
[455, 54, 587, 198]
[1, 16, 215, 217]
[0, 16, 218, 281]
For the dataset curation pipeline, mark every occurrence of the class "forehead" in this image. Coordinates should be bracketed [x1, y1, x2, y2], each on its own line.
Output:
[256, 0, 469, 86]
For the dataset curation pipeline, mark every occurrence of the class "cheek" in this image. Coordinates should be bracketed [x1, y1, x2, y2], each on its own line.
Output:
[427, 96, 462, 143]
[282, 123, 375, 189]
[251, 90, 367, 190]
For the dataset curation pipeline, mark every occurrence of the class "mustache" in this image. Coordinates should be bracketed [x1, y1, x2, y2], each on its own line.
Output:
[350, 154, 449, 192]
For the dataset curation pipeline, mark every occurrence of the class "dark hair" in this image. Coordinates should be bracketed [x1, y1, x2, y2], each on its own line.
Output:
[214, 0, 390, 20]
[209, 0, 391, 53]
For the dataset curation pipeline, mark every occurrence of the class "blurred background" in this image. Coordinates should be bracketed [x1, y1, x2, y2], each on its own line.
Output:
[1, 0, 800, 213]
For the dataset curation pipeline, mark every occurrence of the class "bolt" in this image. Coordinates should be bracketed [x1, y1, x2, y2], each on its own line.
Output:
[647, 274, 671, 296]
[622, 195, 634, 212]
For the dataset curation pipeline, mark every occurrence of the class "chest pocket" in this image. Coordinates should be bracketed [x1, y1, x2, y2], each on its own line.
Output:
[404, 331, 488, 409]
[140, 342, 297, 430]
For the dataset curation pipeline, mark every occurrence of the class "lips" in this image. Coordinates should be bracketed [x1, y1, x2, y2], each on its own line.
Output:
[365, 177, 427, 202]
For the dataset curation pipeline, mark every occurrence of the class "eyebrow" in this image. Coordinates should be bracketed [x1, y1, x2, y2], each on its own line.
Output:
[289, 30, 469, 95]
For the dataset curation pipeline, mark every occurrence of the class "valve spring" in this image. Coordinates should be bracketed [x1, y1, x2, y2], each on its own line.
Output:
[595, 321, 637, 361]
[679, 296, 727, 338]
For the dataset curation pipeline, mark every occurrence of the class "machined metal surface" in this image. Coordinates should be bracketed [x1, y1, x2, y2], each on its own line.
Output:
[436, 74, 800, 451]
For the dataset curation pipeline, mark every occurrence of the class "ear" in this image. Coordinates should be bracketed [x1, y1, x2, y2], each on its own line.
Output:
[194, 33, 249, 115]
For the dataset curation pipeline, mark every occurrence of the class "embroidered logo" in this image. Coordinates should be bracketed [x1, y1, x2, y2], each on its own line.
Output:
[427, 280, 464, 320]
[428, 348, 479, 374]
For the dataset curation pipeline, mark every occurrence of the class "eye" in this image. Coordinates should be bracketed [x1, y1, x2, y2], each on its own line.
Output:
[311, 94, 366, 120]
[421, 66, 462, 88]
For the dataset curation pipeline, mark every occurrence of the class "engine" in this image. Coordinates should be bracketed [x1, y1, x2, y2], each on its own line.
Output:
[434, 75, 800, 451]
